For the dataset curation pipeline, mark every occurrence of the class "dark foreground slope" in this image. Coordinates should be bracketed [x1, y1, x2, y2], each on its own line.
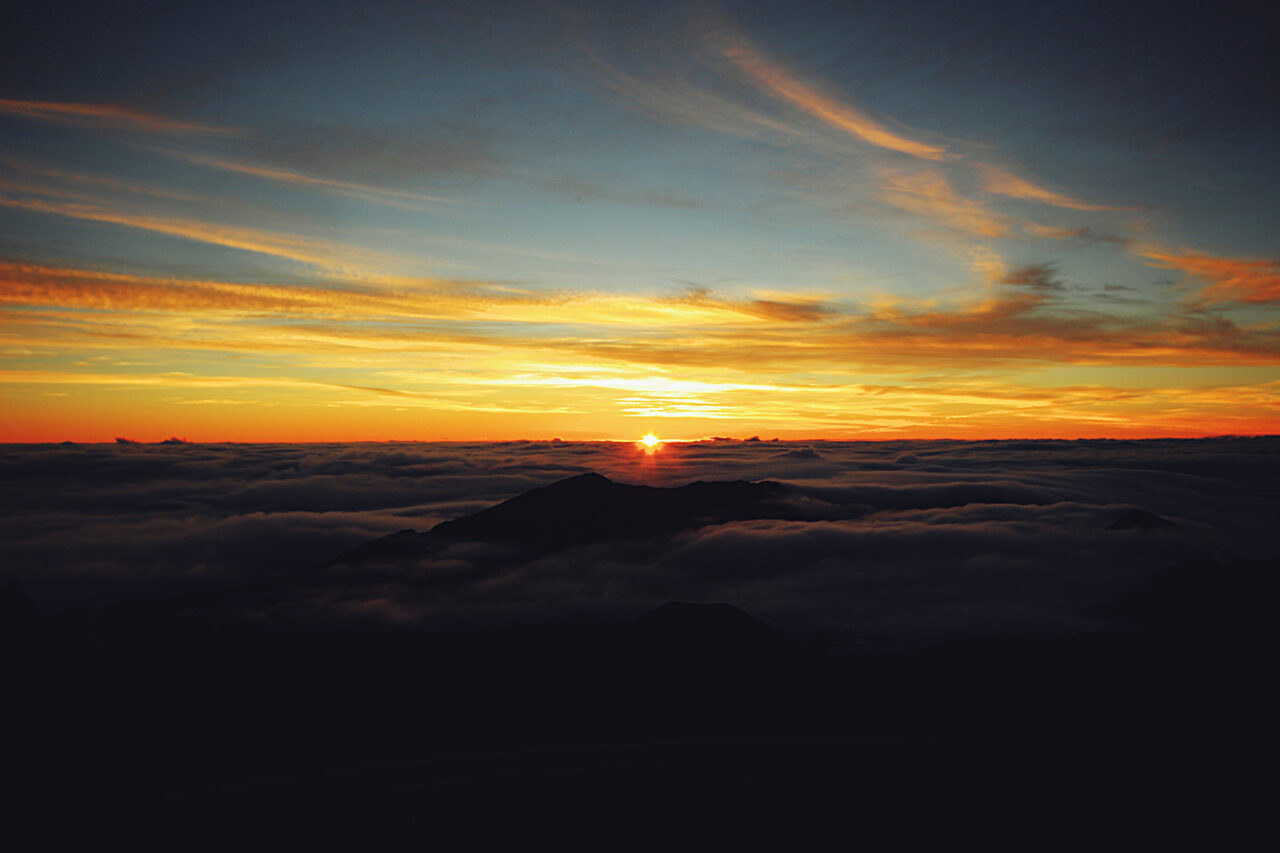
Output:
[4, 473, 1273, 842]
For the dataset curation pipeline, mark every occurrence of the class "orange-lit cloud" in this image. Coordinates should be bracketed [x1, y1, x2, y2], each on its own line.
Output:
[978, 164, 1120, 211]
[0, 263, 358, 313]
[0, 262, 838, 328]
[5, 259, 1277, 372]
[1137, 245, 1280, 304]
[879, 168, 1009, 237]
[0, 98, 235, 135]
[0, 194, 411, 275]
[569, 293, 1280, 371]
[679, 287, 835, 323]
[721, 40, 947, 161]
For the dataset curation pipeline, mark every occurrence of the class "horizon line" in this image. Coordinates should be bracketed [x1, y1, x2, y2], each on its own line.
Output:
[5, 433, 1277, 446]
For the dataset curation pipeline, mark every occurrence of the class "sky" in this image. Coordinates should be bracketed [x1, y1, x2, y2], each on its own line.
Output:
[1, 0, 1277, 441]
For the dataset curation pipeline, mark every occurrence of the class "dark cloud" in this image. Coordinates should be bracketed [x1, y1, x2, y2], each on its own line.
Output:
[1002, 263, 1064, 291]
[2, 438, 1275, 650]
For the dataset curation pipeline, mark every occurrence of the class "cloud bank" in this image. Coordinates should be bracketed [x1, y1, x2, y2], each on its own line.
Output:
[3, 437, 1274, 650]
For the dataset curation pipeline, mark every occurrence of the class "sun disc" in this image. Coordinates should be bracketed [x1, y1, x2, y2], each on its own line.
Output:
[641, 433, 660, 447]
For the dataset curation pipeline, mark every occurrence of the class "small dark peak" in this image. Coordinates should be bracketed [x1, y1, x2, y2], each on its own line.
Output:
[526, 471, 617, 499]
[778, 446, 821, 460]
[1108, 508, 1178, 531]
[682, 478, 787, 498]
[549, 472, 613, 490]
[744, 436, 761, 442]
[114, 437, 138, 444]
[159, 436, 188, 445]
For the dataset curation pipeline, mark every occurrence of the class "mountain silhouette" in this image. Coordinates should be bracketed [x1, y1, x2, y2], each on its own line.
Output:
[334, 472, 793, 565]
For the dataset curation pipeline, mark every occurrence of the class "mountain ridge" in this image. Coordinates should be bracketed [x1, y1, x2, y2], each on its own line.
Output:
[332, 472, 794, 566]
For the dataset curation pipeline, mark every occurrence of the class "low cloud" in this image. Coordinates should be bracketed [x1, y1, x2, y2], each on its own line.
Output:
[3, 438, 1275, 651]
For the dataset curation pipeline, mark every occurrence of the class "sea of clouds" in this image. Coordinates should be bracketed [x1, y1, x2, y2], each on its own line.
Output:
[3, 437, 1275, 649]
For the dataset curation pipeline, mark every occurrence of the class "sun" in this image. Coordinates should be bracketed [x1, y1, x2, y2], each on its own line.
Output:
[640, 433, 661, 448]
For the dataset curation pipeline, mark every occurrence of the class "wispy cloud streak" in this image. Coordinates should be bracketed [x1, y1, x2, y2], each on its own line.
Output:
[0, 194, 408, 275]
[1137, 245, 1280, 304]
[720, 39, 946, 160]
[978, 164, 1121, 211]
[879, 168, 1009, 237]
[0, 98, 236, 136]
[0, 262, 836, 327]
[172, 152, 454, 209]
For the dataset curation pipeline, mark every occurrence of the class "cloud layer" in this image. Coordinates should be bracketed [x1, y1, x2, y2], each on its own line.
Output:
[4, 438, 1274, 650]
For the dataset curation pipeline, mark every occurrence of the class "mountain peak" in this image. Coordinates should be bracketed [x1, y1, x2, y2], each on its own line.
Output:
[548, 472, 614, 489]
[332, 472, 797, 568]
[425, 472, 792, 553]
